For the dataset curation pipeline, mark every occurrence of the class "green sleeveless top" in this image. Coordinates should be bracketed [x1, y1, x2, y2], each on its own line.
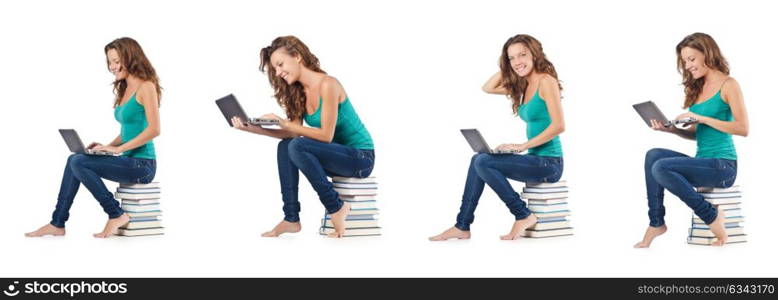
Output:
[114, 94, 156, 159]
[517, 90, 563, 157]
[689, 90, 736, 160]
[303, 97, 374, 150]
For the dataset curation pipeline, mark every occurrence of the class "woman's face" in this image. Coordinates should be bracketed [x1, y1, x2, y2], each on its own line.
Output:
[680, 47, 708, 79]
[507, 42, 534, 77]
[106, 49, 127, 80]
[270, 49, 302, 84]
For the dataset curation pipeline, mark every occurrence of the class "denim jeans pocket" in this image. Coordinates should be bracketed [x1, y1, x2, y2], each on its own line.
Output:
[133, 159, 157, 184]
[136, 167, 156, 184]
[717, 159, 737, 188]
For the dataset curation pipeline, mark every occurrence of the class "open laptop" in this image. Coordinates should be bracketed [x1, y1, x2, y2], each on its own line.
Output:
[460, 129, 523, 154]
[59, 129, 118, 156]
[632, 101, 697, 127]
[215, 94, 280, 127]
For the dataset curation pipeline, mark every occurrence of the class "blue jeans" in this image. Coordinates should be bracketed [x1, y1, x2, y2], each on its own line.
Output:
[455, 153, 563, 231]
[51, 154, 157, 228]
[644, 148, 737, 227]
[277, 137, 375, 222]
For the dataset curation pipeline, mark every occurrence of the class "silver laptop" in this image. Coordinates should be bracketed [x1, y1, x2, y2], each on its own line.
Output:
[632, 101, 697, 127]
[59, 129, 118, 156]
[215, 94, 280, 127]
[460, 129, 522, 154]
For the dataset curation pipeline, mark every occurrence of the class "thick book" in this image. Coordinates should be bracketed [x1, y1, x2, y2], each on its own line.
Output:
[331, 176, 377, 184]
[520, 192, 568, 200]
[716, 203, 741, 210]
[522, 227, 574, 238]
[529, 220, 571, 231]
[688, 227, 745, 238]
[334, 188, 377, 196]
[531, 210, 571, 218]
[130, 216, 160, 222]
[116, 187, 161, 194]
[528, 203, 569, 213]
[333, 182, 378, 189]
[528, 199, 568, 205]
[687, 234, 747, 245]
[693, 216, 744, 224]
[115, 192, 161, 200]
[525, 181, 567, 188]
[704, 197, 741, 205]
[536, 216, 568, 223]
[121, 204, 161, 213]
[119, 182, 160, 189]
[341, 208, 380, 216]
[318, 227, 381, 237]
[699, 192, 741, 199]
[696, 186, 740, 193]
[121, 199, 160, 205]
[523, 187, 569, 194]
[122, 220, 163, 230]
[116, 227, 165, 237]
[344, 201, 376, 210]
[690, 222, 741, 230]
[340, 195, 376, 201]
[127, 211, 163, 218]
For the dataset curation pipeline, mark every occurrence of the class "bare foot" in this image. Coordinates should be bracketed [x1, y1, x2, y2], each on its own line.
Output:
[261, 220, 302, 237]
[500, 214, 538, 240]
[25, 224, 66, 237]
[429, 226, 471, 241]
[327, 203, 351, 238]
[709, 210, 728, 246]
[93, 213, 130, 238]
[633, 225, 668, 248]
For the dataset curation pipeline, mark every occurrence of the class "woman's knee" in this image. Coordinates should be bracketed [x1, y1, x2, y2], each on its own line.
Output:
[650, 158, 672, 179]
[472, 153, 492, 171]
[67, 153, 88, 169]
[287, 137, 311, 154]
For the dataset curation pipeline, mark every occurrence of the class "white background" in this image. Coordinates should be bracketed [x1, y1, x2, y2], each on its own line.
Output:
[1, 0, 776, 277]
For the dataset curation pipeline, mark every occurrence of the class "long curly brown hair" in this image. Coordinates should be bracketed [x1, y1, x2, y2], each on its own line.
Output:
[676, 32, 729, 108]
[259, 36, 326, 121]
[499, 34, 562, 114]
[104, 37, 161, 107]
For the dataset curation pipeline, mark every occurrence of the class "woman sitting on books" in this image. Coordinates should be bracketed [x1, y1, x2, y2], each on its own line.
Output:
[26, 37, 161, 238]
[231, 36, 375, 238]
[635, 33, 749, 248]
[430, 34, 565, 241]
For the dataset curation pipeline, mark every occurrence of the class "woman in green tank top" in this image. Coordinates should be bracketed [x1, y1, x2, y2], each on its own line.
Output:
[231, 36, 375, 238]
[26, 37, 161, 239]
[431, 34, 566, 241]
[635, 33, 749, 248]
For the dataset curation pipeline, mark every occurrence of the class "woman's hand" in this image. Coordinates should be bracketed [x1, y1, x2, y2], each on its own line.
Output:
[262, 113, 292, 130]
[86, 142, 103, 150]
[93, 145, 122, 154]
[495, 143, 528, 152]
[674, 112, 705, 127]
[650, 119, 676, 132]
[231, 116, 259, 133]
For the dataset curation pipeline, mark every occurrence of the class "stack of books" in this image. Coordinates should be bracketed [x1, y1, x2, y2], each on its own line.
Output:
[520, 180, 573, 238]
[115, 182, 165, 237]
[687, 185, 747, 245]
[319, 176, 381, 237]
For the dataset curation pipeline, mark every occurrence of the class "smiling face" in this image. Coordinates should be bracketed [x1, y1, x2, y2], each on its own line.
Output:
[106, 48, 127, 80]
[680, 47, 709, 79]
[270, 49, 302, 84]
[507, 42, 534, 77]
